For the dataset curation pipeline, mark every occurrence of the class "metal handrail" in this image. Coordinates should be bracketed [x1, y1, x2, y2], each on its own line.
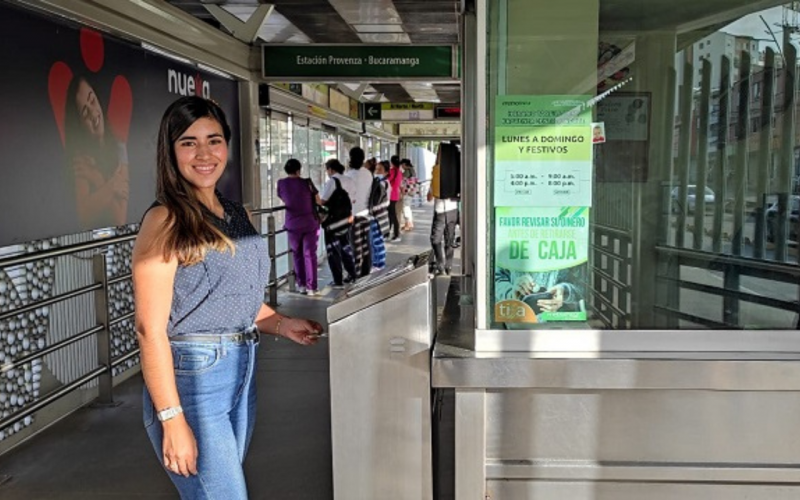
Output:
[655, 244, 800, 327]
[0, 282, 102, 322]
[0, 204, 293, 442]
[0, 366, 107, 430]
[0, 233, 136, 269]
[655, 245, 800, 279]
[250, 206, 287, 216]
[0, 325, 103, 374]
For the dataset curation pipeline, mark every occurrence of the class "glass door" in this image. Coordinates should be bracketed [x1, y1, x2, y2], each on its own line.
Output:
[339, 130, 359, 163]
[308, 123, 325, 191]
[268, 111, 291, 209]
[292, 116, 309, 168]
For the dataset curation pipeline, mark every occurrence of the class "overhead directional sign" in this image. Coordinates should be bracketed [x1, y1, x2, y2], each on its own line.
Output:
[361, 103, 436, 121]
[363, 103, 382, 120]
[262, 45, 456, 80]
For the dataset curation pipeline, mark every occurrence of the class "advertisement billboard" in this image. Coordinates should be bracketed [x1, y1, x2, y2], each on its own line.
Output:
[0, 4, 241, 246]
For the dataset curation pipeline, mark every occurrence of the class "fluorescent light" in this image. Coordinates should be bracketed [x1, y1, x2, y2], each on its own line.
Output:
[353, 24, 405, 33]
[197, 63, 233, 79]
[141, 42, 191, 65]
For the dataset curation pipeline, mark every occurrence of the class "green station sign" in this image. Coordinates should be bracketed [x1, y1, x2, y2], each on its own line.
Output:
[262, 45, 456, 80]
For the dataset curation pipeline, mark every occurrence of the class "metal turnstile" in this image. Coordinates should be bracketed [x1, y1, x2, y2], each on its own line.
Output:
[327, 253, 436, 500]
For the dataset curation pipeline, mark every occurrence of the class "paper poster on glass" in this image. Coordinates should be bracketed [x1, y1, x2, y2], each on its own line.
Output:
[492, 95, 593, 326]
[494, 95, 593, 207]
[494, 206, 588, 324]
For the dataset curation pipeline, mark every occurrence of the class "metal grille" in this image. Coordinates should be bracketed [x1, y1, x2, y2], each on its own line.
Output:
[657, 42, 800, 329]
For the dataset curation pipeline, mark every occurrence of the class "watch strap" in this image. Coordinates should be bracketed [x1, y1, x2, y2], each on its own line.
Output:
[156, 405, 183, 422]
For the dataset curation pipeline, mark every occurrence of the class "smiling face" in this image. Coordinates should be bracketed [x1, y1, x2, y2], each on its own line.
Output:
[75, 79, 104, 139]
[173, 117, 228, 196]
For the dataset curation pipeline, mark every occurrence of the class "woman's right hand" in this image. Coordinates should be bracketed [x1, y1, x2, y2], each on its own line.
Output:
[161, 416, 198, 477]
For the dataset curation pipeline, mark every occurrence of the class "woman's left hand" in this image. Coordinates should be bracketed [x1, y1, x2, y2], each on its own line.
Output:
[281, 318, 324, 345]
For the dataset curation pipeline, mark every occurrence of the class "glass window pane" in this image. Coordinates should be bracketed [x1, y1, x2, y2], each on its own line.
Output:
[292, 120, 309, 167]
[339, 131, 359, 163]
[322, 127, 337, 165]
[485, 1, 798, 330]
[308, 126, 325, 190]
[258, 112, 270, 210]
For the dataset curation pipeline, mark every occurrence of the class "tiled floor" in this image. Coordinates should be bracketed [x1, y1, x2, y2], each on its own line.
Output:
[0, 204, 456, 500]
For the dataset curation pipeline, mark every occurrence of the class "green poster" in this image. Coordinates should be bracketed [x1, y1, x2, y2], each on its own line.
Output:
[494, 96, 593, 207]
[493, 96, 592, 325]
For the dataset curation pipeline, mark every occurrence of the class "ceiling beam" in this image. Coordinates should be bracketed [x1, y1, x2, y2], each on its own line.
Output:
[21, 0, 252, 78]
[337, 83, 369, 100]
[204, 3, 274, 44]
[676, 0, 786, 34]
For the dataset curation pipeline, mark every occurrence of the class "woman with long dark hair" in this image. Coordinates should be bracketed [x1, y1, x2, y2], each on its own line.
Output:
[132, 96, 322, 499]
[64, 75, 129, 229]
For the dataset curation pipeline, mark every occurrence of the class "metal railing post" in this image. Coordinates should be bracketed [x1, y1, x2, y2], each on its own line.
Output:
[287, 247, 296, 292]
[91, 252, 116, 407]
[267, 215, 278, 305]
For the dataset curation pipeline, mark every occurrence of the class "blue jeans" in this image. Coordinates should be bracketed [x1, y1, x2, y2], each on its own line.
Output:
[143, 335, 260, 499]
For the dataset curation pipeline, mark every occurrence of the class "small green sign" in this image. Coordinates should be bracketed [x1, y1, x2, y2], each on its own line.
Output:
[362, 103, 381, 120]
[262, 45, 455, 80]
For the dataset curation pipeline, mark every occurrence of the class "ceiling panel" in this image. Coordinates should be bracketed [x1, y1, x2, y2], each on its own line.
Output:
[358, 33, 412, 43]
[393, 0, 459, 44]
[352, 24, 406, 33]
[269, 0, 362, 43]
[599, 0, 784, 31]
[403, 81, 440, 102]
[222, 5, 312, 43]
[328, 0, 404, 25]
[433, 83, 460, 104]
[165, 0, 461, 107]
[370, 83, 413, 102]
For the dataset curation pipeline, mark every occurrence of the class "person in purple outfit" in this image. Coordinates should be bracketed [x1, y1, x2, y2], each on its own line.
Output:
[277, 158, 321, 296]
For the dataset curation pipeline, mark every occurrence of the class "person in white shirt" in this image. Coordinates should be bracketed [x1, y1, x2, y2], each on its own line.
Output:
[344, 147, 374, 277]
[427, 155, 459, 276]
[320, 160, 356, 206]
[345, 147, 374, 218]
[320, 159, 357, 288]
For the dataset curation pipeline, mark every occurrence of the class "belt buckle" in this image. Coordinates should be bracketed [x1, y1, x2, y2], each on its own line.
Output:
[232, 333, 243, 343]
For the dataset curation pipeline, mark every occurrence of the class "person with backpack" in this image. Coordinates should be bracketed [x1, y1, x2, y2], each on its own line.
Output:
[319, 158, 357, 289]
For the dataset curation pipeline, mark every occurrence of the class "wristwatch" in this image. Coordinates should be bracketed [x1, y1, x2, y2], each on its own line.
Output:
[157, 405, 183, 422]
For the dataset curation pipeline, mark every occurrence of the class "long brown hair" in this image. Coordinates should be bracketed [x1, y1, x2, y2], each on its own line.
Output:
[155, 96, 234, 265]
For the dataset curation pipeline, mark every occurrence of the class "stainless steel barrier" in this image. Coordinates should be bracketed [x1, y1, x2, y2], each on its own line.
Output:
[327, 252, 436, 500]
